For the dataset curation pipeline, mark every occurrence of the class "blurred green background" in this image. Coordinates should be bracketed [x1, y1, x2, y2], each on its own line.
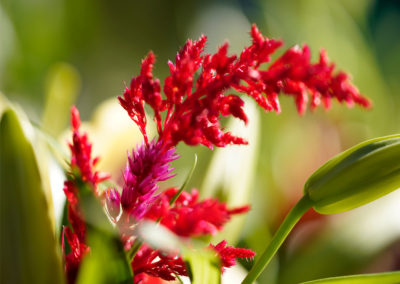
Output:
[1, 0, 400, 283]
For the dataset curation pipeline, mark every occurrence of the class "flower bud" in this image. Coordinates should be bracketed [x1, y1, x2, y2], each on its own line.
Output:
[304, 134, 400, 214]
[105, 188, 121, 220]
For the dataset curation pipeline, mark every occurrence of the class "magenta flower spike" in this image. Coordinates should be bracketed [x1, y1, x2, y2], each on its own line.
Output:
[120, 140, 178, 220]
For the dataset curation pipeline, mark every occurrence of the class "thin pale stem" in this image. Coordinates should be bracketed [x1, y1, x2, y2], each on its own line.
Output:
[242, 195, 313, 284]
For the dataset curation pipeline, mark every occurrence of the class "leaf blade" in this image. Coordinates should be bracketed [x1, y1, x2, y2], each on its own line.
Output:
[0, 108, 64, 284]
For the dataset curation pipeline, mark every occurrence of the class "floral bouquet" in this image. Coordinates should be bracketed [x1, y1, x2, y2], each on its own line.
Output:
[1, 24, 400, 284]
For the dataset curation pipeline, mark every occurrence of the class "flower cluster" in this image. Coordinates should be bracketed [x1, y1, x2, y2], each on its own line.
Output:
[62, 107, 109, 284]
[120, 141, 178, 220]
[119, 24, 370, 150]
[132, 244, 187, 282]
[210, 241, 256, 271]
[145, 188, 250, 237]
[62, 24, 370, 283]
[128, 190, 254, 282]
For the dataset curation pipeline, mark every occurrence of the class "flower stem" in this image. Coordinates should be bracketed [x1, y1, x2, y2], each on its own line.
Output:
[242, 195, 312, 284]
[169, 154, 197, 206]
[128, 239, 143, 262]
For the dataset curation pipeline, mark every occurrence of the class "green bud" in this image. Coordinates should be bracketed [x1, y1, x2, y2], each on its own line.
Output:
[304, 134, 400, 214]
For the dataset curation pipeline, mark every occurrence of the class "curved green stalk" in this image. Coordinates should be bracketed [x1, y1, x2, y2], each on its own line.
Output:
[242, 195, 313, 284]
[169, 154, 198, 206]
[301, 271, 400, 284]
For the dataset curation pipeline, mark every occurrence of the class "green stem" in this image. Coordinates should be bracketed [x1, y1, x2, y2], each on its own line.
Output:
[128, 239, 143, 261]
[242, 195, 313, 284]
[175, 274, 185, 284]
[169, 154, 197, 206]
[301, 271, 400, 284]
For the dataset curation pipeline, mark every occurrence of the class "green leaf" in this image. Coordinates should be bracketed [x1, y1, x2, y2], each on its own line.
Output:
[184, 248, 221, 284]
[301, 271, 400, 284]
[304, 134, 400, 214]
[0, 108, 64, 284]
[76, 230, 132, 284]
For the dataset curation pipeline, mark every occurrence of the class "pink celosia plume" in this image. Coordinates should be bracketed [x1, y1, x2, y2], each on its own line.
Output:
[120, 140, 178, 220]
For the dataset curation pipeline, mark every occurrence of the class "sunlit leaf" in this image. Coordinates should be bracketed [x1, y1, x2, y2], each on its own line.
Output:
[0, 108, 64, 284]
[76, 230, 133, 284]
[184, 248, 221, 284]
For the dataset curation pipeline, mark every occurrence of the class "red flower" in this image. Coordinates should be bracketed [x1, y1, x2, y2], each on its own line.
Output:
[210, 240, 255, 271]
[62, 107, 110, 284]
[120, 140, 178, 220]
[62, 23, 371, 283]
[126, 188, 254, 281]
[132, 244, 187, 282]
[62, 226, 90, 284]
[145, 188, 250, 237]
[118, 52, 163, 145]
[260, 45, 371, 114]
[68, 106, 109, 188]
[119, 24, 370, 150]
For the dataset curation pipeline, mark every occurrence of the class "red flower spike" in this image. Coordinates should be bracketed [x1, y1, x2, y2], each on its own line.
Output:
[145, 188, 251, 237]
[120, 140, 178, 220]
[219, 95, 248, 123]
[119, 51, 166, 142]
[62, 107, 111, 283]
[120, 24, 370, 150]
[67, 204, 86, 243]
[71, 106, 81, 131]
[119, 80, 148, 144]
[67, 107, 109, 188]
[113, 24, 372, 282]
[228, 205, 251, 215]
[262, 45, 372, 115]
[164, 36, 207, 106]
[140, 52, 164, 133]
[210, 240, 255, 271]
[245, 24, 283, 67]
[132, 244, 187, 282]
[62, 226, 90, 284]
